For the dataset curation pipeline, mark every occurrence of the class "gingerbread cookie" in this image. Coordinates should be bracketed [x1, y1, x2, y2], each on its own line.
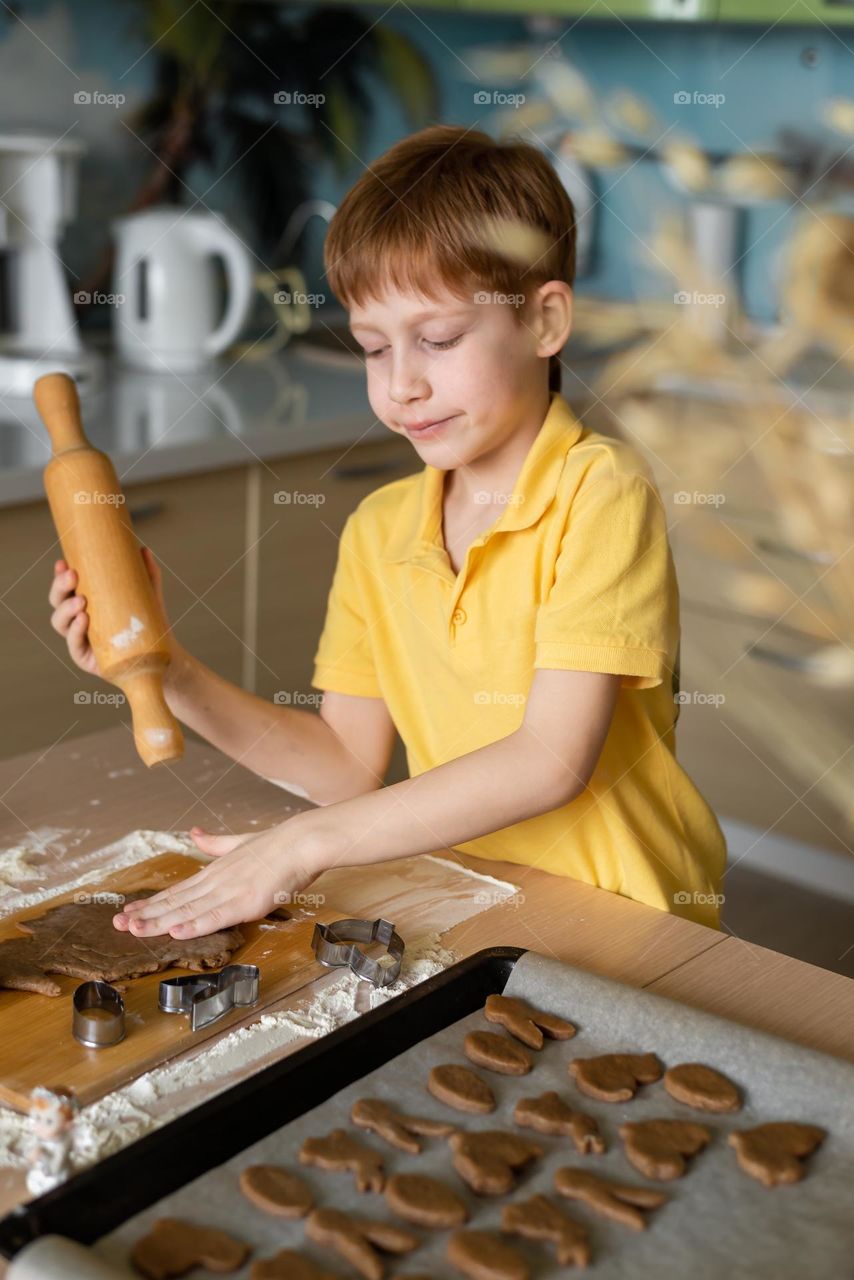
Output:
[447, 1229, 529, 1280]
[502, 1193, 591, 1267]
[514, 1090, 605, 1155]
[484, 994, 576, 1050]
[385, 1172, 469, 1228]
[727, 1122, 826, 1187]
[428, 1064, 496, 1114]
[299, 1130, 384, 1192]
[251, 1252, 339, 1280]
[554, 1167, 666, 1231]
[569, 1052, 663, 1102]
[305, 1207, 418, 1280]
[449, 1129, 543, 1196]
[131, 1218, 249, 1278]
[352, 1098, 455, 1152]
[239, 1165, 314, 1218]
[620, 1119, 711, 1180]
[663, 1063, 742, 1113]
[464, 1031, 532, 1077]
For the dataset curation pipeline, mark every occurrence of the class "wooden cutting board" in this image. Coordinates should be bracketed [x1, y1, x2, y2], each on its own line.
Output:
[0, 853, 347, 1111]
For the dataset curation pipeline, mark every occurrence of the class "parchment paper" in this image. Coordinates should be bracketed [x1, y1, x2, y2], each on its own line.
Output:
[93, 949, 854, 1278]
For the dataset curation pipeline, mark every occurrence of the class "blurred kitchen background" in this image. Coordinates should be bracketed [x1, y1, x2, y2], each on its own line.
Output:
[0, 0, 852, 974]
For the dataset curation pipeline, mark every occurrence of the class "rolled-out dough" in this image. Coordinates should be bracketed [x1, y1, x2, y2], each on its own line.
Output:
[0, 892, 243, 996]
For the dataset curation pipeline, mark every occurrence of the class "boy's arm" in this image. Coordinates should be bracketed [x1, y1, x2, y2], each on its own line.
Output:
[165, 647, 395, 803]
[113, 668, 620, 938]
[304, 667, 620, 870]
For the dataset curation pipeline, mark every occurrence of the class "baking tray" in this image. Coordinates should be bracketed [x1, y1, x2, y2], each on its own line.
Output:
[0, 945, 523, 1259]
[6, 945, 854, 1277]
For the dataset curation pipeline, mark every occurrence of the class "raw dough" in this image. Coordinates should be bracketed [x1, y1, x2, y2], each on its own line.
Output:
[464, 1030, 532, 1076]
[299, 1129, 385, 1192]
[569, 1052, 663, 1102]
[428, 1064, 496, 1114]
[251, 1253, 339, 1280]
[0, 893, 243, 994]
[447, 1229, 529, 1280]
[620, 1119, 711, 1180]
[502, 1193, 591, 1267]
[351, 1098, 455, 1152]
[553, 1167, 666, 1230]
[131, 1217, 249, 1278]
[305, 1207, 418, 1280]
[448, 1129, 543, 1195]
[385, 1172, 469, 1228]
[663, 1063, 742, 1113]
[514, 1090, 605, 1154]
[239, 1164, 314, 1217]
[484, 995, 576, 1049]
[727, 1122, 826, 1186]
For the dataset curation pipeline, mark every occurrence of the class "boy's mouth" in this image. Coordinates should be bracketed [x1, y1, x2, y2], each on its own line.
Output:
[403, 414, 458, 438]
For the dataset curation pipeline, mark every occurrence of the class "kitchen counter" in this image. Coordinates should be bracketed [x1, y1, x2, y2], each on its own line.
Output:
[0, 724, 853, 1265]
[0, 337, 382, 508]
[3, 725, 854, 1063]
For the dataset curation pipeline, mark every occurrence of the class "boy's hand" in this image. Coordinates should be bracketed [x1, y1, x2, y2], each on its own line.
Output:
[111, 820, 322, 938]
[49, 546, 172, 677]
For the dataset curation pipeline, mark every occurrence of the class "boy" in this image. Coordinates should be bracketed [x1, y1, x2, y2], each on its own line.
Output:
[49, 125, 726, 940]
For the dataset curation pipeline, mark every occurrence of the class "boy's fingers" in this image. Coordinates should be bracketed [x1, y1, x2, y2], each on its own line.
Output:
[48, 568, 76, 609]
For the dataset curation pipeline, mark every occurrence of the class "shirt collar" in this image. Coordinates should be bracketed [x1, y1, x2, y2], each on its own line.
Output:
[381, 392, 584, 564]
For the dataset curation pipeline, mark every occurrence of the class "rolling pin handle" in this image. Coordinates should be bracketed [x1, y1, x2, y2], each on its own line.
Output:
[33, 372, 88, 454]
[119, 669, 184, 768]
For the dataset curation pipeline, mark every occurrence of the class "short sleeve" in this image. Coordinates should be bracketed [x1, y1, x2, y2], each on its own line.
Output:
[311, 514, 383, 698]
[534, 471, 675, 690]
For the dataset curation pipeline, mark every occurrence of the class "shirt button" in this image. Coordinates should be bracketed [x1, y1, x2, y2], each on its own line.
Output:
[452, 608, 467, 625]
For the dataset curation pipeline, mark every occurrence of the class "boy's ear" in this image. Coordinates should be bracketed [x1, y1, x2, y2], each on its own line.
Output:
[532, 281, 573, 359]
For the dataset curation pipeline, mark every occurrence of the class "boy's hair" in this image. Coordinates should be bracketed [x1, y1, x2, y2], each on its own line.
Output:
[324, 125, 576, 394]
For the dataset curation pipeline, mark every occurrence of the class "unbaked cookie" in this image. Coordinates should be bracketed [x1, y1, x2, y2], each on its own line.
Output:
[484, 995, 577, 1050]
[305, 1207, 418, 1280]
[464, 1031, 532, 1076]
[663, 1063, 742, 1113]
[554, 1167, 666, 1231]
[449, 1129, 543, 1196]
[131, 1218, 249, 1278]
[514, 1090, 605, 1154]
[502, 1193, 590, 1267]
[299, 1130, 385, 1192]
[351, 1098, 455, 1152]
[620, 1119, 711, 1180]
[569, 1052, 663, 1102]
[428, 1064, 496, 1114]
[239, 1165, 314, 1218]
[385, 1172, 469, 1228]
[727, 1122, 826, 1186]
[447, 1229, 529, 1280]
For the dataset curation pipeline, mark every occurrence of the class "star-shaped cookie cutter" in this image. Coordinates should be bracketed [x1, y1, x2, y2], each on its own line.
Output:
[311, 917, 404, 987]
[158, 963, 260, 1032]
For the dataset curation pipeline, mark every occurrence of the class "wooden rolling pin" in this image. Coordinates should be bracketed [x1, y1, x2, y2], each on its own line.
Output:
[34, 372, 184, 767]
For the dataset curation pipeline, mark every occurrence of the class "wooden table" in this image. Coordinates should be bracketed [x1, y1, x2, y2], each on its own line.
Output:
[1, 722, 852, 1252]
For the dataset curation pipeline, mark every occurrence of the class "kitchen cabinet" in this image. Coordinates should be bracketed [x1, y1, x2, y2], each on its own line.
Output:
[456, 0, 716, 15]
[0, 436, 416, 765]
[717, 0, 854, 22]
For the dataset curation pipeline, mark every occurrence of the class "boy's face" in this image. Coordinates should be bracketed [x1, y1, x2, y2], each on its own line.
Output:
[348, 284, 551, 472]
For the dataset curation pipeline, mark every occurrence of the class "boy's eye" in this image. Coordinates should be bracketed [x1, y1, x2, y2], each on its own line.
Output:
[426, 335, 463, 351]
[364, 346, 387, 359]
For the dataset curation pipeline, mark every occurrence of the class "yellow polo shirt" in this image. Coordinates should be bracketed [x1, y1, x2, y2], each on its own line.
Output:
[312, 392, 727, 929]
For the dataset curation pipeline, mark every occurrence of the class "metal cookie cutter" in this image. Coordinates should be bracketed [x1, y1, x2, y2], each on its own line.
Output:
[72, 981, 126, 1048]
[311, 917, 405, 987]
[158, 963, 260, 1032]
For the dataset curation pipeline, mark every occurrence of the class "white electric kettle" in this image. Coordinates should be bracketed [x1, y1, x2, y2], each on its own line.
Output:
[112, 208, 254, 372]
